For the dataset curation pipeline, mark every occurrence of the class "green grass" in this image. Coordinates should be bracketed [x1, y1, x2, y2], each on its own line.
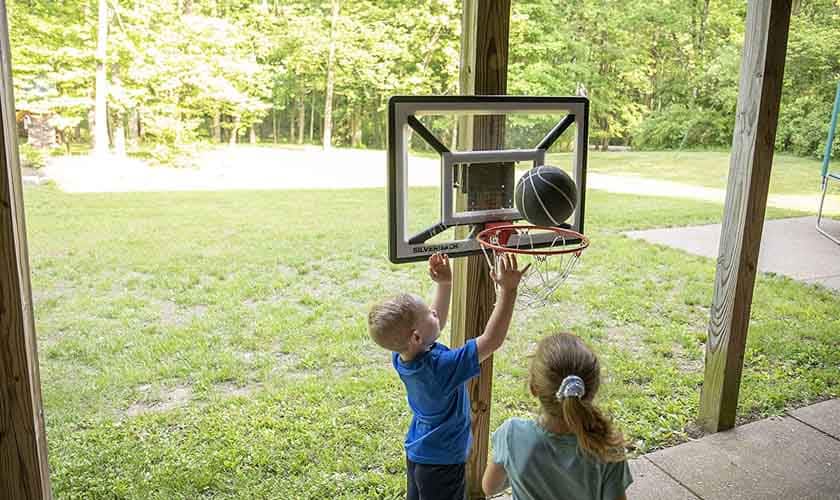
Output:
[547, 150, 827, 195]
[24, 182, 839, 498]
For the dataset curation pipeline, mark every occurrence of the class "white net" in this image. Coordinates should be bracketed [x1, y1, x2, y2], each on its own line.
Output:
[478, 225, 587, 307]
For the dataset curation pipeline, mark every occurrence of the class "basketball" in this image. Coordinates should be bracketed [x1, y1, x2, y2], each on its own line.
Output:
[515, 165, 578, 227]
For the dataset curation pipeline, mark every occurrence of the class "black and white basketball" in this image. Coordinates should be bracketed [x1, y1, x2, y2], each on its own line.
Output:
[515, 165, 578, 227]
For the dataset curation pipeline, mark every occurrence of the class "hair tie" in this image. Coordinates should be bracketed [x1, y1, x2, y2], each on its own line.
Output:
[556, 375, 585, 400]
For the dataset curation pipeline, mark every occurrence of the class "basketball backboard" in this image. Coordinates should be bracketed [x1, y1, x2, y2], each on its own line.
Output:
[387, 95, 589, 263]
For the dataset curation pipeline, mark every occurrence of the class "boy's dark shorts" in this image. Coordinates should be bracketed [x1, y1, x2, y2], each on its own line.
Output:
[406, 457, 466, 500]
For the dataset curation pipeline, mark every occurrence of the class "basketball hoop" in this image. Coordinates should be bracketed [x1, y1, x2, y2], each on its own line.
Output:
[477, 224, 589, 306]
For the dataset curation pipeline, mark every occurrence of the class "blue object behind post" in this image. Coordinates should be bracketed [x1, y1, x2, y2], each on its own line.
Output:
[821, 82, 840, 180]
[817, 81, 840, 244]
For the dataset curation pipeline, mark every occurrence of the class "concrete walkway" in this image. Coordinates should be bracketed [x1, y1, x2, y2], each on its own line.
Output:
[496, 399, 840, 499]
[625, 216, 840, 292]
[627, 399, 840, 499]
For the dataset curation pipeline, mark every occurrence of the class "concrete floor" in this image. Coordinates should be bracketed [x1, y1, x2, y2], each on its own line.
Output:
[625, 216, 840, 292]
[628, 399, 840, 500]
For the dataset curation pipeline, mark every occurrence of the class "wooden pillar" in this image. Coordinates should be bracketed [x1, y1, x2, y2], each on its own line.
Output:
[0, 1, 51, 498]
[699, 0, 791, 433]
[451, 1, 510, 499]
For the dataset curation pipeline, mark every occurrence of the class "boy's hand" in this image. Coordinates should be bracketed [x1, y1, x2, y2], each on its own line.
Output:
[428, 253, 452, 284]
[476, 253, 528, 363]
[491, 253, 530, 292]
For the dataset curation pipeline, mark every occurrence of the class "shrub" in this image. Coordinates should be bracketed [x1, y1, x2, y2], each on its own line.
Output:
[775, 94, 839, 160]
[18, 143, 47, 169]
[633, 105, 733, 150]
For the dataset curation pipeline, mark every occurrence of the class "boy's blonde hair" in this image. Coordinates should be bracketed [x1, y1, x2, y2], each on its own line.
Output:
[368, 293, 424, 352]
[530, 332, 626, 463]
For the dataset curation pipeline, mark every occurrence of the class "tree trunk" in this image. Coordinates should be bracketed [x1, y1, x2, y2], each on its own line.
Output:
[272, 108, 278, 143]
[212, 112, 221, 143]
[135, 110, 142, 143]
[229, 116, 240, 145]
[689, 0, 712, 103]
[128, 109, 139, 146]
[322, 0, 339, 150]
[58, 129, 71, 154]
[351, 106, 362, 147]
[288, 105, 295, 143]
[697, 0, 711, 53]
[601, 130, 609, 151]
[94, 0, 109, 155]
[114, 112, 126, 157]
[309, 94, 316, 143]
[250, 125, 256, 144]
[297, 94, 305, 144]
[111, 67, 126, 157]
[107, 108, 114, 149]
[374, 95, 385, 148]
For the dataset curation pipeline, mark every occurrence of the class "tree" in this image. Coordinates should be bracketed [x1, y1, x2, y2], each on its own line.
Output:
[322, 0, 339, 150]
[9, 0, 95, 152]
[94, 0, 109, 155]
[7, 0, 838, 159]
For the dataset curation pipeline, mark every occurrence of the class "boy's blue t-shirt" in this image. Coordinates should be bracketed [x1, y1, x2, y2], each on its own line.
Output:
[392, 339, 480, 464]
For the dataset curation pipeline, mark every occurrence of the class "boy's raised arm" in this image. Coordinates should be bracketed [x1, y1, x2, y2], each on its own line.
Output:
[429, 253, 452, 330]
[476, 254, 528, 363]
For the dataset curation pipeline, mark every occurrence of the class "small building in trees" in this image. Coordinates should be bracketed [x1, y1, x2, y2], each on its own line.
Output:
[16, 108, 57, 148]
[16, 77, 58, 149]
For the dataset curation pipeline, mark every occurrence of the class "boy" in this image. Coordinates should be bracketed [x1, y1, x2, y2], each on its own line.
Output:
[368, 252, 528, 500]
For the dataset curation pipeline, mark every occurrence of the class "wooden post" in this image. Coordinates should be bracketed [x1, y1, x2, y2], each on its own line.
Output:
[0, 1, 51, 497]
[451, 1, 510, 499]
[699, 0, 791, 433]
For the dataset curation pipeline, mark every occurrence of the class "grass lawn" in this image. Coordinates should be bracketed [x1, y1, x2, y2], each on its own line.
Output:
[25, 180, 839, 498]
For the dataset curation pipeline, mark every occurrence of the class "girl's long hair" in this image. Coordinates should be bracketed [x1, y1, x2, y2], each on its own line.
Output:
[530, 332, 626, 463]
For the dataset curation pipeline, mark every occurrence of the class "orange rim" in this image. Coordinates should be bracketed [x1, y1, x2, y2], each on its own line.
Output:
[476, 224, 589, 256]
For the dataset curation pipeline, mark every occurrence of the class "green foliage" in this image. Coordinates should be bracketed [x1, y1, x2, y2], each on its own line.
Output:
[7, 0, 840, 159]
[18, 143, 47, 169]
[776, 92, 840, 159]
[633, 106, 733, 150]
[774, 1, 840, 159]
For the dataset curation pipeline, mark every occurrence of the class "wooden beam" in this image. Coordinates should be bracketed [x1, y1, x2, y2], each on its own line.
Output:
[0, 0, 52, 497]
[451, 1, 510, 499]
[699, 0, 792, 433]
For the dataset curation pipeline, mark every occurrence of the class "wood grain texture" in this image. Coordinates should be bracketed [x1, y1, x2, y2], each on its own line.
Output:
[0, 0, 51, 497]
[452, 1, 510, 498]
[699, 0, 791, 433]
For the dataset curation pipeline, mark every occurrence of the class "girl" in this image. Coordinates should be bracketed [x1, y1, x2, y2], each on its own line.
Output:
[483, 332, 633, 500]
